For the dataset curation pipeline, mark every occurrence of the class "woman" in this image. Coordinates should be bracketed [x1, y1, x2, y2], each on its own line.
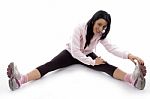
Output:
[7, 10, 147, 91]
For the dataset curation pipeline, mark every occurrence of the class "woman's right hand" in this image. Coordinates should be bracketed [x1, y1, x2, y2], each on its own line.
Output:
[95, 57, 106, 65]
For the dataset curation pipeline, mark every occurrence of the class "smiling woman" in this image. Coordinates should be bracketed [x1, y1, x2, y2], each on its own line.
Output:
[7, 10, 146, 91]
[93, 19, 107, 34]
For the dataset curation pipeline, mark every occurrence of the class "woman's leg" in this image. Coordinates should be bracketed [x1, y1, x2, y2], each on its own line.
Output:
[86, 62, 118, 77]
[26, 69, 41, 81]
[26, 50, 77, 82]
[113, 68, 126, 80]
[7, 50, 79, 91]
[83, 52, 146, 90]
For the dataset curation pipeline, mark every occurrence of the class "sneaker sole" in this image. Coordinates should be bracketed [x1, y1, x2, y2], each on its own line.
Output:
[9, 77, 20, 91]
[9, 78, 13, 91]
[139, 64, 146, 90]
[7, 62, 15, 78]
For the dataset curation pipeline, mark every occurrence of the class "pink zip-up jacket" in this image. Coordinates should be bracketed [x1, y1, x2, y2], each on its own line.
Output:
[66, 24, 129, 66]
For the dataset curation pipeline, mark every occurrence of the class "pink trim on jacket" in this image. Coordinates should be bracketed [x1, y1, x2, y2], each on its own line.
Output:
[66, 24, 129, 66]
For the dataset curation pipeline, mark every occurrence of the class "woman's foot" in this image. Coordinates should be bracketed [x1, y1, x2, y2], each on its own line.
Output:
[131, 63, 146, 90]
[7, 62, 21, 91]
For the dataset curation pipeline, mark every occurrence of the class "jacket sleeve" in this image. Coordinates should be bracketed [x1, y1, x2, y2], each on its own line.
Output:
[70, 26, 95, 66]
[100, 38, 129, 59]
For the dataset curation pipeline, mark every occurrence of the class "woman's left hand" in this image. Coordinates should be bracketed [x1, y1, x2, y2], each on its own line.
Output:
[128, 54, 144, 65]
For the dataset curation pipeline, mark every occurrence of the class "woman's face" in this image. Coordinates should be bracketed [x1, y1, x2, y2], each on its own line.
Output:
[93, 18, 107, 34]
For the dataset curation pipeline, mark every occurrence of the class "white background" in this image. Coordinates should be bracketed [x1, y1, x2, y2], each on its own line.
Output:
[0, 0, 150, 99]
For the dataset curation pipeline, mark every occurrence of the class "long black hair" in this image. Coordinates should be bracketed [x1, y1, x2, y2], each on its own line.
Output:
[84, 10, 111, 49]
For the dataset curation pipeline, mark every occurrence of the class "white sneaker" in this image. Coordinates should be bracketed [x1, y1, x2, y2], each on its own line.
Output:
[131, 63, 146, 90]
[7, 62, 21, 91]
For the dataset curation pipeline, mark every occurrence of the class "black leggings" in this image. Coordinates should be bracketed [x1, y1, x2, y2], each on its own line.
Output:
[36, 50, 117, 77]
